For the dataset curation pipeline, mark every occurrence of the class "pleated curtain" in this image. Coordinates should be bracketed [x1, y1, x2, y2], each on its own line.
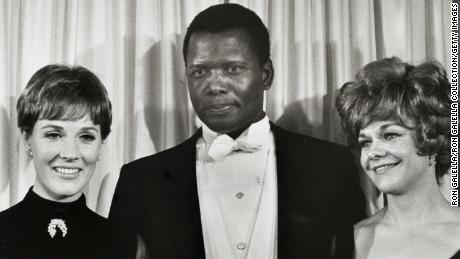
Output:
[0, 0, 451, 216]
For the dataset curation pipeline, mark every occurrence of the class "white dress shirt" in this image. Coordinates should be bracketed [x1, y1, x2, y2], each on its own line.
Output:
[196, 116, 278, 259]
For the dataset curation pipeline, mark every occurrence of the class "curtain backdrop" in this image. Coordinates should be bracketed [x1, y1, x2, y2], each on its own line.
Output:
[0, 0, 451, 216]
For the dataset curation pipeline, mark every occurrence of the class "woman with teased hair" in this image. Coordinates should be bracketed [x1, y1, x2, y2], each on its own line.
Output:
[0, 65, 137, 259]
[335, 57, 460, 258]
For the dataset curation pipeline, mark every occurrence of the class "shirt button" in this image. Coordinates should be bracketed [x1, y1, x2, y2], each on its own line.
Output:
[255, 177, 263, 185]
[236, 192, 244, 199]
[237, 242, 246, 250]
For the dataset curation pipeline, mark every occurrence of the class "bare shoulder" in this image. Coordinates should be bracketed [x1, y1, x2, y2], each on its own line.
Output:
[354, 208, 386, 244]
[354, 206, 460, 259]
[352, 208, 386, 259]
[355, 208, 386, 231]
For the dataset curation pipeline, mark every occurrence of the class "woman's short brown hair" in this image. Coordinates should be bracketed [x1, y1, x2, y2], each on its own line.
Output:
[336, 57, 450, 177]
[17, 64, 112, 140]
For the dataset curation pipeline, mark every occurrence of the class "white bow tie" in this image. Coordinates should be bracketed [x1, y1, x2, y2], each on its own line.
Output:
[207, 134, 262, 161]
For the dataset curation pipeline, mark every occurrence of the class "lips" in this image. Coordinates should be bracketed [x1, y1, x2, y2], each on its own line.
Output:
[54, 167, 81, 177]
[206, 103, 234, 114]
[370, 162, 400, 175]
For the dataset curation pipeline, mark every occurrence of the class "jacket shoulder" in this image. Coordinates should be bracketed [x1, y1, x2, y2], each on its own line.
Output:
[273, 124, 351, 154]
[272, 124, 358, 176]
[120, 131, 199, 177]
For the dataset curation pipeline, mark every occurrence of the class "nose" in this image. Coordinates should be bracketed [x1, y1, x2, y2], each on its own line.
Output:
[59, 138, 80, 161]
[366, 140, 387, 160]
[205, 70, 228, 95]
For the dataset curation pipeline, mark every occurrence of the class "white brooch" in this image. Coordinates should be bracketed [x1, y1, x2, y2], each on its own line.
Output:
[47, 219, 68, 238]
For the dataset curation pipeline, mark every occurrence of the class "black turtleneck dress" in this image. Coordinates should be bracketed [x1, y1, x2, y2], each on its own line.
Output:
[0, 189, 137, 259]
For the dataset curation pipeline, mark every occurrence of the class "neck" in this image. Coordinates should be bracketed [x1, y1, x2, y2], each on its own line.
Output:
[384, 173, 451, 227]
[33, 185, 83, 203]
[226, 111, 266, 139]
[227, 128, 246, 140]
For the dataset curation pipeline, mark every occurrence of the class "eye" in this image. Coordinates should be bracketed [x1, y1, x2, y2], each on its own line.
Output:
[226, 65, 244, 74]
[189, 68, 207, 79]
[383, 132, 400, 141]
[358, 139, 371, 149]
[45, 132, 62, 141]
[80, 133, 96, 143]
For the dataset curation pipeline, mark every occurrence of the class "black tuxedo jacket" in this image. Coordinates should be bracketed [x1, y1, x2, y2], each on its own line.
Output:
[109, 123, 365, 259]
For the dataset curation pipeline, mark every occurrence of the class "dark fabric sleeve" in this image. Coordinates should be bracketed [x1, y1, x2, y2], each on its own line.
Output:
[450, 249, 460, 259]
[102, 226, 138, 259]
[109, 164, 139, 235]
[340, 149, 367, 225]
[331, 149, 365, 259]
[332, 225, 355, 259]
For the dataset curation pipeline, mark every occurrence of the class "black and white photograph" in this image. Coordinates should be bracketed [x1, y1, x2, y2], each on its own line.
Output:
[0, 0, 456, 258]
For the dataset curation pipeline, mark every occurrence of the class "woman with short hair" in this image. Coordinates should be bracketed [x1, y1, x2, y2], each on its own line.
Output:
[0, 64, 137, 259]
[335, 57, 460, 258]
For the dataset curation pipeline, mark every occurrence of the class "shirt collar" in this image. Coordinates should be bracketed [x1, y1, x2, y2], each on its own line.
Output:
[202, 115, 270, 148]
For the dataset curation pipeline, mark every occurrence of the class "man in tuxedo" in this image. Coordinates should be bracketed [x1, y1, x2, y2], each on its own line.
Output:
[110, 3, 365, 258]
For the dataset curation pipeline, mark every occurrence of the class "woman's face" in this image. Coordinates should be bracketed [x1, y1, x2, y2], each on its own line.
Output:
[358, 120, 432, 195]
[25, 115, 103, 202]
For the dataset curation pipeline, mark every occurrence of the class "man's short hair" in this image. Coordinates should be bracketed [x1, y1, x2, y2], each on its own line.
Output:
[183, 3, 270, 65]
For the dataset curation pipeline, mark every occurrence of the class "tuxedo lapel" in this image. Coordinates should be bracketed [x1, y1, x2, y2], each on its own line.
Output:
[166, 125, 330, 258]
[167, 129, 205, 259]
[272, 123, 327, 257]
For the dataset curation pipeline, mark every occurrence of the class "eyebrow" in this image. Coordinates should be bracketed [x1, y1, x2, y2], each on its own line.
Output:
[358, 132, 368, 138]
[40, 125, 99, 132]
[190, 59, 249, 66]
[80, 127, 99, 132]
[380, 123, 399, 130]
[40, 125, 64, 130]
[358, 122, 402, 138]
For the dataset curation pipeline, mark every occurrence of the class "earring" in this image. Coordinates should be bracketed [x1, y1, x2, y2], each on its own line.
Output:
[25, 145, 33, 160]
[97, 154, 101, 161]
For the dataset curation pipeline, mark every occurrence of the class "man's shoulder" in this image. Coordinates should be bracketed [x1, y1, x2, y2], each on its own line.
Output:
[122, 131, 200, 172]
[272, 123, 350, 155]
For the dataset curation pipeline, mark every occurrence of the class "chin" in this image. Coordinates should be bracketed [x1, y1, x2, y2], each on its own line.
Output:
[50, 184, 84, 200]
[203, 120, 239, 133]
[369, 171, 409, 196]
[374, 181, 406, 196]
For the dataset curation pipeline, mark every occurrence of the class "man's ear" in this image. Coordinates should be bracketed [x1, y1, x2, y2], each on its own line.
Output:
[261, 59, 274, 90]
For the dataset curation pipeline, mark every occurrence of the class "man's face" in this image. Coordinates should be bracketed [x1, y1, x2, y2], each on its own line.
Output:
[185, 29, 273, 134]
